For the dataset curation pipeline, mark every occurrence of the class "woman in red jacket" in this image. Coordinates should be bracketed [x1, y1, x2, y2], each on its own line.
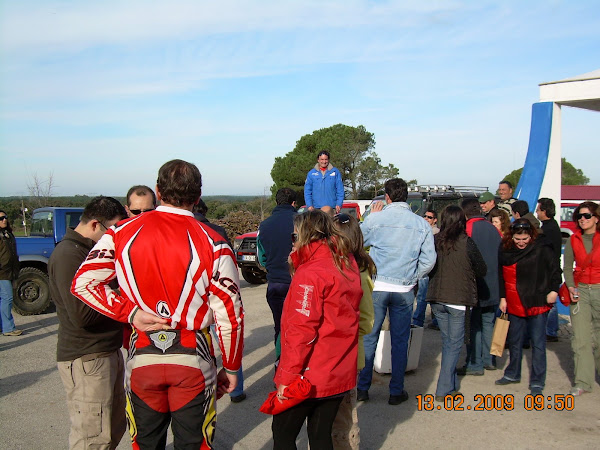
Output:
[563, 201, 600, 396]
[273, 210, 363, 450]
[496, 219, 561, 395]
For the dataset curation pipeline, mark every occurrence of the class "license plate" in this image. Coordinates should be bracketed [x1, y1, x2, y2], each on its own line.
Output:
[241, 255, 256, 262]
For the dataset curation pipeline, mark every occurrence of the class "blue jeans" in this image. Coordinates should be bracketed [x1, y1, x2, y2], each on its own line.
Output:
[546, 303, 558, 337]
[466, 305, 497, 371]
[0, 280, 16, 333]
[358, 290, 414, 396]
[229, 365, 244, 398]
[504, 312, 548, 389]
[412, 277, 437, 327]
[431, 303, 465, 397]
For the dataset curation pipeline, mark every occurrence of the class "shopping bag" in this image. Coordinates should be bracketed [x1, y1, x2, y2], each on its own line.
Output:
[490, 313, 510, 357]
[259, 376, 313, 415]
[558, 283, 571, 307]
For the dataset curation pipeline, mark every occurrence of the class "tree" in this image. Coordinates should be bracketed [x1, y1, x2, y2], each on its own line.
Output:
[271, 124, 397, 202]
[501, 157, 589, 191]
[27, 172, 55, 208]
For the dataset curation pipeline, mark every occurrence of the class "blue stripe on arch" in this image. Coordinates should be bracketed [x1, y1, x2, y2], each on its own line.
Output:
[514, 102, 553, 210]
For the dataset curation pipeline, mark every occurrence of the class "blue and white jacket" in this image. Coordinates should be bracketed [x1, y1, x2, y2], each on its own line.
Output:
[304, 163, 344, 209]
[360, 202, 436, 286]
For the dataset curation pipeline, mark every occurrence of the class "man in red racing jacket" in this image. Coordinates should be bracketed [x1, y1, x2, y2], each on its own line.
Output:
[71, 159, 244, 449]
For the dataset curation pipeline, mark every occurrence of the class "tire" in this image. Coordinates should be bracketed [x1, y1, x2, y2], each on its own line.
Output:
[241, 267, 267, 285]
[13, 267, 51, 316]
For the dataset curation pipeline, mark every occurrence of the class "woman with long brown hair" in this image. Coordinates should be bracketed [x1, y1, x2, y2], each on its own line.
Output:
[272, 210, 363, 449]
[0, 210, 22, 336]
[496, 219, 560, 395]
[563, 201, 600, 396]
[489, 208, 510, 237]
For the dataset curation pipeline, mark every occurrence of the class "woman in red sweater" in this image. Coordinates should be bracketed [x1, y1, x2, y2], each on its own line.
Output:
[272, 210, 363, 450]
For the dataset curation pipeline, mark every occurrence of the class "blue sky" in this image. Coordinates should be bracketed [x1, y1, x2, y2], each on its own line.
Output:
[1, 0, 599, 197]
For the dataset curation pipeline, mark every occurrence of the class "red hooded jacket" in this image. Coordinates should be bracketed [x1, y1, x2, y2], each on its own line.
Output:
[274, 240, 363, 398]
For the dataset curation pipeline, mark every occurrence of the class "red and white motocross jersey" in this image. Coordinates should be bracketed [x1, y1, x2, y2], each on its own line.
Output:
[71, 206, 243, 372]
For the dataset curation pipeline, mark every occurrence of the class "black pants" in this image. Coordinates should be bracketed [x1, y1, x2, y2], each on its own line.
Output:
[266, 282, 290, 345]
[272, 396, 343, 450]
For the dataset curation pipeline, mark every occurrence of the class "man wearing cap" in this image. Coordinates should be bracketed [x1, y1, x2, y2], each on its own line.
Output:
[479, 192, 498, 220]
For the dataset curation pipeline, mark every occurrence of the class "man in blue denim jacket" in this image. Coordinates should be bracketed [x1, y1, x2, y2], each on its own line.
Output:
[357, 178, 436, 405]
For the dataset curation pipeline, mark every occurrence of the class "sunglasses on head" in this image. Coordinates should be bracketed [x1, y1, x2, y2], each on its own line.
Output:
[130, 209, 155, 216]
[575, 212, 593, 220]
[333, 213, 351, 224]
[511, 222, 531, 230]
[0, 216, 7, 221]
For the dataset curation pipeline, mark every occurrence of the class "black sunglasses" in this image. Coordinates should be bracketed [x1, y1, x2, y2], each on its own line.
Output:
[0, 216, 7, 221]
[291, 233, 298, 243]
[130, 208, 155, 216]
[333, 213, 351, 224]
[575, 212, 593, 220]
[511, 222, 531, 230]
[424, 215, 435, 220]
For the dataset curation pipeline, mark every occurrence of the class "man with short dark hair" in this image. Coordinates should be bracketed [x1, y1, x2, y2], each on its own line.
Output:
[412, 209, 439, 329]
[358, 178, 435, 405]
[50, 196, 128, 449]
[459, 198, 501, 375]
[497, 180, 517, 216]
[536, 198, 563, 342]
[257, 188, 297, 352]
[304, 150, 344, 213]
[72, 160, 244, 448]
[125, 185, 156, 217]
[512, 200, 541, 229]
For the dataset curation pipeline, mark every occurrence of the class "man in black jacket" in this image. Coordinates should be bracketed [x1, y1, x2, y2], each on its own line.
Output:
[460, 198, 502, 375]
[50, 196, 127, 449]
[536, 198, 563, 342]
[257, 188, 297, 353]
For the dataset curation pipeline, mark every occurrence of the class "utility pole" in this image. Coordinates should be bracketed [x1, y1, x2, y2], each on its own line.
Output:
[21, 200, 28, 236]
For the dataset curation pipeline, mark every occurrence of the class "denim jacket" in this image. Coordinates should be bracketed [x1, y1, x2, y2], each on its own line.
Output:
[360, 202, 436, 286]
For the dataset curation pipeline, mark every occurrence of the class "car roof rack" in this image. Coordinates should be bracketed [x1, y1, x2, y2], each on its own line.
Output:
[407, 185, 489, 195]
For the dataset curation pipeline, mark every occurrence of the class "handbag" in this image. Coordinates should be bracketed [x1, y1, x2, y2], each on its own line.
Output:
[558, 283, 571, 307]
[490, 313, 510, 357]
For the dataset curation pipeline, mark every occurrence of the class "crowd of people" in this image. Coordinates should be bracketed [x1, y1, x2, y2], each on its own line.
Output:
[1, 152, 599, 449]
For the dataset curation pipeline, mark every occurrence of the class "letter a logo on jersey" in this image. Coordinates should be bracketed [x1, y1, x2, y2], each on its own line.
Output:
[156, 301, 171, 318]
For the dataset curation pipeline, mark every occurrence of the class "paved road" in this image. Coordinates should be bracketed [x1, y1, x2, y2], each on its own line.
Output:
[1, 277, 599, 449]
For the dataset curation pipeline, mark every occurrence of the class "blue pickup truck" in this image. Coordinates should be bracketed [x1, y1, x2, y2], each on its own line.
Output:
[14, 207, 84, 315]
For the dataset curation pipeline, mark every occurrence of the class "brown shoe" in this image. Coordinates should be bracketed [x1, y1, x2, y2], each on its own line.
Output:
[3, 329, 23, 336]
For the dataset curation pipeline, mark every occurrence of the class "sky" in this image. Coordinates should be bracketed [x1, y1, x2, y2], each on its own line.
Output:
[1, 0, 599, 197]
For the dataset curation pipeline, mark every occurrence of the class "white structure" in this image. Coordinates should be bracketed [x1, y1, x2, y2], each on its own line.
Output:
[525, 70, 600, 211]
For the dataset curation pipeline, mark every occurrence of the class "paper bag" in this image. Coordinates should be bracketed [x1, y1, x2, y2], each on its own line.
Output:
[490, 313, 510, 357]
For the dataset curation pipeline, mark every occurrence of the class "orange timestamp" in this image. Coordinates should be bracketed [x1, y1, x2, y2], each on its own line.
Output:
[416, 394, 575, 411]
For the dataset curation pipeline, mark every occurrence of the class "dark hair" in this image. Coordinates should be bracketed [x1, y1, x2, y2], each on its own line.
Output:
[436, 205, 466, 253]
[333, 213, 376, 277]
[426, 208, 437, 219]
[0, 209, 13, 233]
[317, 151, 330, 159]
[503, 218, 538, 249]
[293, 210, 353, 275]
[384, 178, 408, 203]
[157, 159, 202, 207]
[276, 188, 297, 206]
[537, 198, 555, 218]
[80, 196, 127, 225]
[573, 201, 600, 233]
[489, 208, 510, 236]
[126, 185, 157, 207]
[511, 200, 529, 217]
[499, 180, 513, 190]
[194, 198, 208, 216]
[461, 198, 482, 218]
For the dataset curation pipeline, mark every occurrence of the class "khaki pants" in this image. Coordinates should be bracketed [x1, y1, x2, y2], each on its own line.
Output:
[332, 387, 360, 450]
[58, 349, 127, 450]
[570, 283, 600, 392]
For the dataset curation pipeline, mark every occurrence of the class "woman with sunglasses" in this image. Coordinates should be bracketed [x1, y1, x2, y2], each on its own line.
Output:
[331, 212, 375, 449]
[496, 219, 561, 395]
[563, 201, 600, 396]
[426, 205, 486, 401]
[0, 210, 22, 336]
[273, 210, 363, 450]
